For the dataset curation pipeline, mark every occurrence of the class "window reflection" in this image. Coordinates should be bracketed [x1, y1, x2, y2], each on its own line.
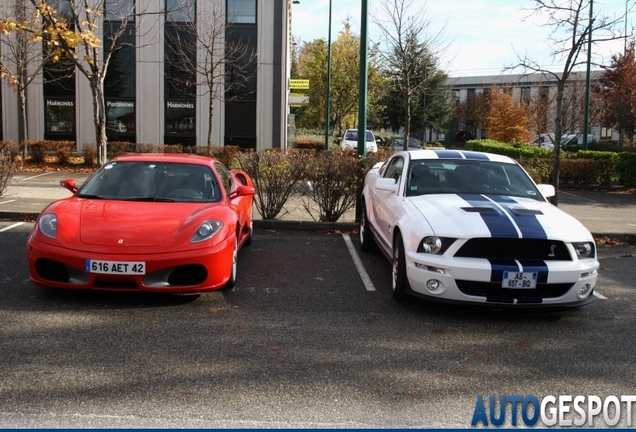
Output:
[227, 0, 256, 24]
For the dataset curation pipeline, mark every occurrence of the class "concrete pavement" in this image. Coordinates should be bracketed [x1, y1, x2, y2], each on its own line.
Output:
[2, 171, 636, 243]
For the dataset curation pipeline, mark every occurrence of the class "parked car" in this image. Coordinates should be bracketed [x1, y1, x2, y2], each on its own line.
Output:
[339, 129, 378, 153]
[27, 153, 256, 292]
[106, 120, 127, 133]
[359, 149, 599, 307]
[390, 137, 422, 152]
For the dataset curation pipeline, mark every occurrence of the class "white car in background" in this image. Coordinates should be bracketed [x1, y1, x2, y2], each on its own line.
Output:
[359, 149, 599, 307]
[339, 129, 378, 153]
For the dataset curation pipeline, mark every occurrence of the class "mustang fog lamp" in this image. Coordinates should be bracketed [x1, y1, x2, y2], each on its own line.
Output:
[38, 214, 58, 238]
[577, 284, 592, 299]
[191, 220, 223, 243]
[572, 242, 594, 258]
[426, 279, 441, 292]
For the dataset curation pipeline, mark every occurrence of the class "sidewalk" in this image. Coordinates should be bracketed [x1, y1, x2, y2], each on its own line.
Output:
[2, 171, 636, 243]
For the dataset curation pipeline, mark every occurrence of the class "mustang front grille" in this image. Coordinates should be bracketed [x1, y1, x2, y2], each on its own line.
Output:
[454, 238, 571, 261]
[456, 281, 574, 301]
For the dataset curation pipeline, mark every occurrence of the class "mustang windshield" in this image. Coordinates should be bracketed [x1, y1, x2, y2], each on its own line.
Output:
[78, 161, 222, 202]
[405, 159, 543, 201]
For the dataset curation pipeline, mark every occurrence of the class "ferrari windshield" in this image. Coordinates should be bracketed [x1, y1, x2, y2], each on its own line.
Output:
[405, 159, 543, 201]
[78, 161, 222, 202]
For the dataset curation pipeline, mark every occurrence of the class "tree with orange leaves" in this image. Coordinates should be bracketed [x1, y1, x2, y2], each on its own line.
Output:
[484, 86, 531, 144]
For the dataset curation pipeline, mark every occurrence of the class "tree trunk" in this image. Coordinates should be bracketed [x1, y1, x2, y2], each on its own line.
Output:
[551, 80, 566, 207]
[18, 86, 28, 167]
[207, 101, 214, 152]
[90, 79, 108, 167]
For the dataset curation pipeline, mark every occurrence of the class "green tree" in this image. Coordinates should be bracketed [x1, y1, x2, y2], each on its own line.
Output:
[372, 0, 452, 149]
[294, 21, 384, 136]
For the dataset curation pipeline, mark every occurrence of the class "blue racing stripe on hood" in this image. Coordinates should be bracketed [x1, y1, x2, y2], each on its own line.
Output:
[487, 195, 548, 239]
[459, 194, 519, 238]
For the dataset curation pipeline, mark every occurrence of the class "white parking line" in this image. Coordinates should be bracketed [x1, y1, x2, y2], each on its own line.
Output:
[20, 172, 53, 182]
[0, 222, 26, 232]
[560, 190, 598, 203]
[0, 200, 15, 206]
[342, 234, 376, 292]
[594, 291, 608, 300]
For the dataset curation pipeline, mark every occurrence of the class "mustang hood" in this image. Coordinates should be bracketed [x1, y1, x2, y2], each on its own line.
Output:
[79, 200, 203, 247]
[408, 193, 593, 241]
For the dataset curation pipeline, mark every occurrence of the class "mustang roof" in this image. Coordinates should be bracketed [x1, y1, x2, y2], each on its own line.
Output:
[405, 149, 515, 164]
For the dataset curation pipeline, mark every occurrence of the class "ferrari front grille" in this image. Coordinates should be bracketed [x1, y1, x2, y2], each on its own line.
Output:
[455, 238, 571, 261]
[35, 258, 70, 283]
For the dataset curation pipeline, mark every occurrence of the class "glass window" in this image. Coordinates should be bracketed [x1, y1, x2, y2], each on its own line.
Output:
[214, 162, 233, 195]
[227, 0, 256, 24]
[105, 0, 134, 21]
[521, 87, 531, 104]
[383, 157, 404, 182]
[164, 24, 196, 99]
[165, 100, 195, 135]
[45, 99, 75, 133]
[166, 0, 195, 22]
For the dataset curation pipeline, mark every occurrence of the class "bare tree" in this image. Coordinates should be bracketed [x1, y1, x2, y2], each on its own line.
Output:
[509, 0, 629, 204]
[0, 0, 60, 162]
[372, 0, 450, 150]
[164, 1, 256, 149]
[21, 0, 158, 166]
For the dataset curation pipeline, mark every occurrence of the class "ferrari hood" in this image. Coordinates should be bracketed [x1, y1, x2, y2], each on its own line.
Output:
[408, 193, 592, 241]
[79, 200, 203, 247]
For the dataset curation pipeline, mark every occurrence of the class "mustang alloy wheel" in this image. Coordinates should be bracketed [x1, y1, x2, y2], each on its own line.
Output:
[359, 202, 377, 252]
[391, 232, 409, 301]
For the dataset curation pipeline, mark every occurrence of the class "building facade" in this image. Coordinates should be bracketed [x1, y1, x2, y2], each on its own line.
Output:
[0, 0, 295, 151]
[447, 71, 619, 143]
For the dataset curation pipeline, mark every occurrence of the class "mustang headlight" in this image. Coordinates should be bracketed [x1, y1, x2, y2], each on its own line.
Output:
[572, 241, 595, 259]
[417, 237, 454, 255]
[38, 214, 57, 238]
[191, 220, 223, 243]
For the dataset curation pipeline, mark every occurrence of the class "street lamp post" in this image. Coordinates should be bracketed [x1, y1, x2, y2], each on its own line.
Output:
[583, 0, 593, 151]
[325, 0, 332, 151]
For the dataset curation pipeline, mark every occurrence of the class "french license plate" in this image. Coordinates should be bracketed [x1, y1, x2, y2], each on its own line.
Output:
[502, 271, 537, 289]
[86, 259, 146, 275]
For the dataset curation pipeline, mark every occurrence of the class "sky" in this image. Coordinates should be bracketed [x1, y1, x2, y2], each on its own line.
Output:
[291, 0, 633, 77]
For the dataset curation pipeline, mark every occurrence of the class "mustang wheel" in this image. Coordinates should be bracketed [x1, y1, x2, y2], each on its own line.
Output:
[359, 202, 377, 252]
[391, 232, 409, 301]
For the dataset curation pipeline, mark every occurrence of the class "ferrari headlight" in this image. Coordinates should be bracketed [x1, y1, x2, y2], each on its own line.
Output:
[38, 214, 57, 238]
[191, 220, 223, 243]
[572, 241, 595, 259]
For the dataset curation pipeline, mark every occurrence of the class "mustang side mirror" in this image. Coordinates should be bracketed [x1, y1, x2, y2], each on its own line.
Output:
[537, 184, 555, 198]
[60, 178, 79, 195]
[376, 177, 399, 193]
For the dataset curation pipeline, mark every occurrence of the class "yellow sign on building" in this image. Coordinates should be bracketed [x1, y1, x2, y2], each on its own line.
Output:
[289, 79, 310, 90]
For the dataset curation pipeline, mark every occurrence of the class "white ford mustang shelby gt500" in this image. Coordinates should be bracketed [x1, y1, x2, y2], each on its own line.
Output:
[359, 149, 599, 307]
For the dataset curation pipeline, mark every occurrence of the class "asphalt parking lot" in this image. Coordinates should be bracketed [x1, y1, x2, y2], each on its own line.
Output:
[1, 221, 636, 428]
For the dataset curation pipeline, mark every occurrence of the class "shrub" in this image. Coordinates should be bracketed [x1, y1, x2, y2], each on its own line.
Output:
[108, 141, 137, 158]
[29, 140, 48, 163]
[618, 152, 636, 187]
[302, 150, 362, 222]
[0, 142, 18, 198]
[236, 149, 309, 220]
[82, 144, 98, 167]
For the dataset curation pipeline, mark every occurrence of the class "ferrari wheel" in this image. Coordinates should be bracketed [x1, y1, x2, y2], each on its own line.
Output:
[225, 238, 238, 289]
[359, 202, 377, 252]
[391, 232, 409, 301]
[244, 216, 253, 246]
